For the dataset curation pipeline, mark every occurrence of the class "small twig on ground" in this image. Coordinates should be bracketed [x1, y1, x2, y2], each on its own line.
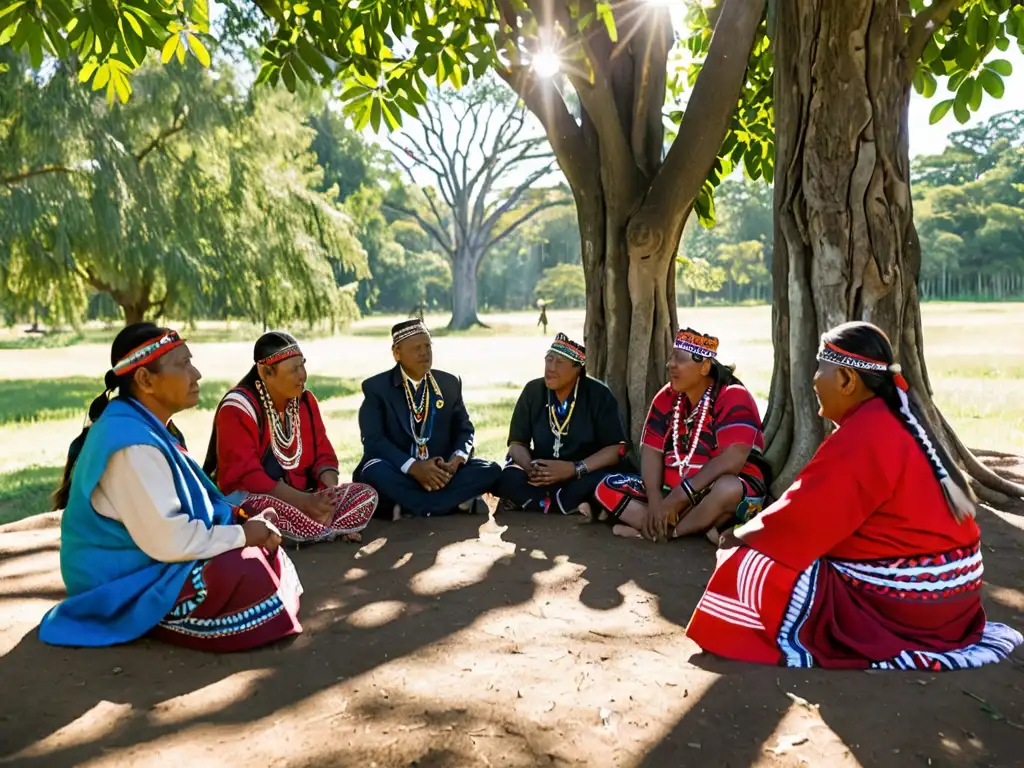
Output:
[962, 690, 1024, 731]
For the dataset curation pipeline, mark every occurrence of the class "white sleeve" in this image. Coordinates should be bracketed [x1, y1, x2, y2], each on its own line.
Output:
[91, 445, 246, 562]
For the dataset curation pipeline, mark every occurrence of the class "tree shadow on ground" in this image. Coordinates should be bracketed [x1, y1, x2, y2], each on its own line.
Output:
[0, 505, 1022, 766]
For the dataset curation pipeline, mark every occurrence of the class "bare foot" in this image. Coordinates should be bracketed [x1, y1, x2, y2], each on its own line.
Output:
[343, 532, 362, 543]
[612, 524, 643, 539]
[705, 528, 721, 546]
[578, 502, 593, 522]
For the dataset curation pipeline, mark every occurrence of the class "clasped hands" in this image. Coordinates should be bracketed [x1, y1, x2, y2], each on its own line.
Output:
[526, 459, 576, 487]
[409, 455, 466, 491]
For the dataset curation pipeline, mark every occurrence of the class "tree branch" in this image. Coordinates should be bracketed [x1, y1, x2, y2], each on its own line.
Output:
[383, 202, 455, 257]
[1, 165, 79, 186]
[495, 66, 592, 192]
[631, 0, 765, 254]
[485, 198, 571, 251]
[631, 8, 674, 178]
[904, 0, 967, 83]
[134, 106, 188, 166]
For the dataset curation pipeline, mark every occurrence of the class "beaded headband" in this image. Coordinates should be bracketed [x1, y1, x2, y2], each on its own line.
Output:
[112, 331, 185, 377]
[817, 342, 909, 392]
[549, 333, 585, 365]
[392, 320, 430, 347]
[258, 344, 302, 367]
[674, 329, 718, 359]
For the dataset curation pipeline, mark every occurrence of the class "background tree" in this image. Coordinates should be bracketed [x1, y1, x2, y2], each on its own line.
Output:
[535, 263, 587, 309]
[766, 0, 1024, 501]
[384, 77, 568, 329]
[0, 53, 366, 328]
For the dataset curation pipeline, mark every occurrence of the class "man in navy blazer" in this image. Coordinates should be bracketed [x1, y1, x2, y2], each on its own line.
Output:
[354, 319, 500, 518]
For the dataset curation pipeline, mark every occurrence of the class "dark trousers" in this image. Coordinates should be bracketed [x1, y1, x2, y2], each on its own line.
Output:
[361, 458, 501, 518]
[494, 464, 610, 513]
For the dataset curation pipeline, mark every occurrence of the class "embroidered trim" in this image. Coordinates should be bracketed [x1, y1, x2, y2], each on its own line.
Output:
[549, 332, 585, 365]
[674, 329, 718, 359]
[392, 321, 430, 347]
[258, 344, 302, 367]
[112, 331, 184, 376]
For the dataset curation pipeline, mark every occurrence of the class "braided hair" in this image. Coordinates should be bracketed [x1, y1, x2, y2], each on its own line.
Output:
[821, 321, 975, 521]
[52, 322, 174, 511]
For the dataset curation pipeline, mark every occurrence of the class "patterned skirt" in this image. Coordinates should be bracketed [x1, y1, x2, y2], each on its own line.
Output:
[594, 472, 766, 528]
[687, 541, 1024, 670]
[239, 483, 378, 544]
[151, 546, 303, 652]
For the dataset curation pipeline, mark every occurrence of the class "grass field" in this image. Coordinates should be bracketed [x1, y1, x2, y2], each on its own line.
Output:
[1, 303, 1021, 526]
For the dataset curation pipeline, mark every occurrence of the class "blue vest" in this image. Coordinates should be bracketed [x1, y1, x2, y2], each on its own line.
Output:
[38, 399, 235, 647]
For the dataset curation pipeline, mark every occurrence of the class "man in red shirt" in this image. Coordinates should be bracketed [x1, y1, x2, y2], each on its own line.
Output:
[592, 327, 769, 542]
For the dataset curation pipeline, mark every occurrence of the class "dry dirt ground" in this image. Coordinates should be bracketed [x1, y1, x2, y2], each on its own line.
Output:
[2, 461, 1024, 768]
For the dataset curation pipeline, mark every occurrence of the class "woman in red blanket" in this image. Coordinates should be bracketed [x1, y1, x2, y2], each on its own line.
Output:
[203, 332, 377, 545]
[687, 321, 1023, 670]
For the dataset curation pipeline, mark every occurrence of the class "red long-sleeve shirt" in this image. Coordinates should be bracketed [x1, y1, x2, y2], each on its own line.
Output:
[214, 388, 338, 496]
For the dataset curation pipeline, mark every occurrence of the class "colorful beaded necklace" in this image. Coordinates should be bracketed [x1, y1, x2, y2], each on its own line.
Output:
[404, 372, 444, 459]
[547, 378, 579, 459]
[255, 379, 302, 470]
[670, 386, 711, 476]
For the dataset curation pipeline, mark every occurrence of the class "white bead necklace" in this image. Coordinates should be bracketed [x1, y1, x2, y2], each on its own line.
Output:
[256, 379, 302, 470]
[670, 386, 711, 475]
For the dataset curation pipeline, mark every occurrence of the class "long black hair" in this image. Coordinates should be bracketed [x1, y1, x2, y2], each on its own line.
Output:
[201, 331, 299, 477]
[52, 322, 172, 511]
[822, 321, 975, 518]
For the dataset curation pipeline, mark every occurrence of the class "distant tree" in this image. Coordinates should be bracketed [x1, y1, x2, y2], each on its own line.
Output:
[384, 77, 569, 330]
[0, 55, 365, 327]
[676, 257, 727, 307]
[535, 263, 586, 309]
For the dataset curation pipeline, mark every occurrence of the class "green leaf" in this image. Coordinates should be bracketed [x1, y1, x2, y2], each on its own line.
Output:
[929, 98, 954, 124]
[978, 68, 1004, 98]
[921, 71, 936, 98]
[187, 33, 210, 67]
[160, 33, 179, 64]
[968, 77, 983, 110]
[123, 11, 143, 38]
[0, 1, 24, 20]
[369, 97, 382, 132]
[176, 37, 186, 64]
[986, 58, 1013, 76]
[92, 63, 111, 90]
[78, 60, 98, 82]
[382, 99, 401, 130]
[597, 2, 617, 42]
[0, 20, 20, 46]
[353, 97, 372, 131]
[281, 60, 296, 91]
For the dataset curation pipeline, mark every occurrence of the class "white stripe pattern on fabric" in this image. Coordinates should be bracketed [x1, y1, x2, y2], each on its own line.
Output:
[870, 621, 1023, 671]
[832, 550, 981, 579]
[696, 592, 765, 630]
[831, 560, 983, 593]
[361, 458, 382, 471]
[737, 550, 772, 613]
[221, 392, 259, 424]
[776, 561, 819, 668]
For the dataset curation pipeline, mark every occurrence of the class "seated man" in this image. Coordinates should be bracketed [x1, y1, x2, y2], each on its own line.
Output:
[495, 333, 629, 515]
[592, 328, 769, 541]
[687, 321, 1023, 670]
[354, 320, 501, 518]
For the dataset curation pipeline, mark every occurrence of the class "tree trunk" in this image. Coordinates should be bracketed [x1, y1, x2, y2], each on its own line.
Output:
[448, 249, 485, 330]
[764, 0, 1024, 503]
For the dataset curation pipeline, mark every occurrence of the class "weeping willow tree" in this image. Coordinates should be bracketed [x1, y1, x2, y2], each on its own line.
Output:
[0, 52, 367, 328]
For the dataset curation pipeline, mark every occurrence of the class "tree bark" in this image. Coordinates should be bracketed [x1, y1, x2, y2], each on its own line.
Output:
[121, 302, 149, 325]
[499, 0, 766, 439]
[449, 248, 485, 330]
[765, 0, 1024, 502]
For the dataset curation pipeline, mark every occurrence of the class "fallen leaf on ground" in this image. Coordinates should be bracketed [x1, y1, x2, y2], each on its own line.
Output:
[768, 734, 809, 755]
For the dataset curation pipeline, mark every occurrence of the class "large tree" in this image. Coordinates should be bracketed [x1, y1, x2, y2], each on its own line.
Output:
[766, 0, 1024, 502]
[385, 77, 568, 329]
[0, 0, 772, 437]
[4, 0, 1024, 500]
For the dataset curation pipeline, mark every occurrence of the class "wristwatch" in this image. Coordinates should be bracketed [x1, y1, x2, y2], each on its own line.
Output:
[574, 461, 589, 480]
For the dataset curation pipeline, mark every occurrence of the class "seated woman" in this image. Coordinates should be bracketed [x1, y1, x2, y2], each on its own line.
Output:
[39, 323, 302, 651]
[203, 331, 377, 545]
[592, 328, 768, 541]
[688, 321, 1023, 669]
[495, 334, 628, 515]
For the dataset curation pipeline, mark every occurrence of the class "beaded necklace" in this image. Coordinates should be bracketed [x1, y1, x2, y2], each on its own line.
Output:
[547, 378, 579, 458]
[255, 379, 302, 470]
[670, 386, 711, 476]
[404, 372, 444, 459]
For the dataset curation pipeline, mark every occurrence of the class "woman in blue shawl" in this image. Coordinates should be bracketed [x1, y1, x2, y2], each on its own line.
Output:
[39, 323, 303, 651]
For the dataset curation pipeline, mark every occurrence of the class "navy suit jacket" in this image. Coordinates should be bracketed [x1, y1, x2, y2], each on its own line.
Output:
[355, 366, 475, 477]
